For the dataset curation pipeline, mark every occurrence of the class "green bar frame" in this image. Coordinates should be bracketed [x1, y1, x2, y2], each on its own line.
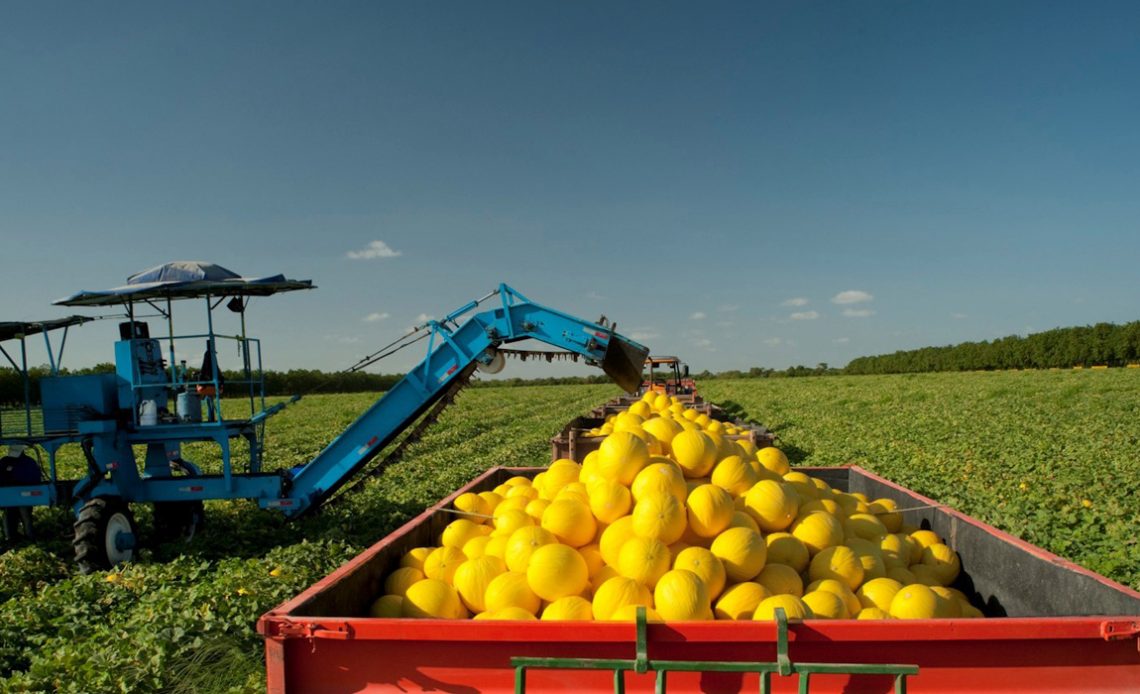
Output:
[511, 608, 918, 694]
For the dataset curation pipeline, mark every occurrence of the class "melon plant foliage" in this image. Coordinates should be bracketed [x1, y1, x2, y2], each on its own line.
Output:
[0, 385, 616, 693]
[1, 372, 1138, 692]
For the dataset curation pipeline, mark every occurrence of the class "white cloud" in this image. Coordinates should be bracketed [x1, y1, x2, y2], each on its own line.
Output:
[764, 337, 782, 346]
[324, 334, 361, 344]
[834, 337, 850, 344]
[362, 312, 390, 323]
[717, 304, 739, 313]
[831, 290, 873, 305]
[782, 297, 809, 307]
[586, 291, 607, 300]
[790, 311, 819, 321]
[695, 338, 712, 348]
[951, 312, 967, 319]
[842, 308, 876, 318]
[715, 320, 735, 328]
[346, 240, 402, 260]
[689, 311, 706, 320]
[630, 328, 659, 341]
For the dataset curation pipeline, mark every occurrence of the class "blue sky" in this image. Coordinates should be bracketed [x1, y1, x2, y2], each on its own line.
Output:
[3, 2, 1139, 378]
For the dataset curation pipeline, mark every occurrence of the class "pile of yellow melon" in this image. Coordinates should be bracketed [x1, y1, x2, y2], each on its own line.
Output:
[369, 392, 982, 622]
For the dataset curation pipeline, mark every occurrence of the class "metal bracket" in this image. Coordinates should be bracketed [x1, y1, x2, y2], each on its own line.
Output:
[1100, 620, 1140, 641]
[634, 608, 649, 674]
[775, 608, 792, 676]
[272, 620, 354, 640]
[310, 625, 354, 640]
[272, 621, 309, 638]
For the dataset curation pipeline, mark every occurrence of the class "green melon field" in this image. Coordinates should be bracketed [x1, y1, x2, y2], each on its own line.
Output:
[1, 371, 1138, 693]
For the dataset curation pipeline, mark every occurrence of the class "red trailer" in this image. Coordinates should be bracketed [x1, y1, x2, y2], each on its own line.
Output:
[259, 466, 1140, 693]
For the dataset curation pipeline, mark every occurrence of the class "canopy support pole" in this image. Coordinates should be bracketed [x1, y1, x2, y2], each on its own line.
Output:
[166, 297, 177, 385]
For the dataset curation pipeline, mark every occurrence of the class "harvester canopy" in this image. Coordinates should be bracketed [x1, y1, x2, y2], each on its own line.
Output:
[54, 261, 313, 306]
[0, 316, 92, 342]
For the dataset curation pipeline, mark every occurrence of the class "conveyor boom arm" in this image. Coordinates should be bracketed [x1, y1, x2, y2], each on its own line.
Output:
[276, 285, 647, 517]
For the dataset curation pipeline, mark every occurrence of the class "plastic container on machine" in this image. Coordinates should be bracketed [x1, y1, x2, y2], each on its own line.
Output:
[176, 392, 202, 423]
[138, 399, 158, 426]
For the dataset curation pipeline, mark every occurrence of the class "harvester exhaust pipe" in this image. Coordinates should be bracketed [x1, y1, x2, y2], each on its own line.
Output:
[602, 335, 649, 393]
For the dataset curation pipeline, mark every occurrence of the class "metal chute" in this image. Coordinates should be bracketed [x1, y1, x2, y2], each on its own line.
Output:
[602, 334, 650, 392]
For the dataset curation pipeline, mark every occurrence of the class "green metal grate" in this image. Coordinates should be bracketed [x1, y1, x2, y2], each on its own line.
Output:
[511, 607, 918, 693]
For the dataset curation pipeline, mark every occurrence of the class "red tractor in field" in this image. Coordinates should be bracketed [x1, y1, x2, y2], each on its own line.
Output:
[640, 356, 696, 397]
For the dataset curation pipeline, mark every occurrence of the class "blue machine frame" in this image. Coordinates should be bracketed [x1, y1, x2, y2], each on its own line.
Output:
[1, 275, 648, 569]
[0, 317, 93, 510]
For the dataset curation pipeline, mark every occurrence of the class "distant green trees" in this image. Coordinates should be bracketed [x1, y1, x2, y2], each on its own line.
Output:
[0, 366, 404, 406]
[258, 368, 402, 395]
[7, 320, 1138, 402]
[0, 366, 619, 406]
[845, 321, 1140, 374]
[697, 364, 842, 379]
[469, 374, 612, 388]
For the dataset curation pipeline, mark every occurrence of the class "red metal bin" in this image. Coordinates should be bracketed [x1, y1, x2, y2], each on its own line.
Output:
[259, 466, 1140, 693]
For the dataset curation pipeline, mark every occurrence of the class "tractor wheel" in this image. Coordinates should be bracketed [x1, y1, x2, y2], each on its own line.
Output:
[152, 500, 205, 543]
[73, 497, 138, 574]
[153, 458, 205, 543]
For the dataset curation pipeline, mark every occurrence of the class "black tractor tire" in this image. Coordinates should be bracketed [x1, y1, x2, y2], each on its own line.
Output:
[152, 500, 205, 543]
[73, 497, 138, 574]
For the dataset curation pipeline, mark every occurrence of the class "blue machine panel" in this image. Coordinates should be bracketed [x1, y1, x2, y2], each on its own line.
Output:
[115, 338, 169, 418]
[40, 373, 119, 433]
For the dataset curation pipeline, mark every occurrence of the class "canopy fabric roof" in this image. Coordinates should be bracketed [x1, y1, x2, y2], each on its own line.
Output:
[54, 261, 314, 307]
[0, 316, 93, 343]
[127, 261, 243, 284]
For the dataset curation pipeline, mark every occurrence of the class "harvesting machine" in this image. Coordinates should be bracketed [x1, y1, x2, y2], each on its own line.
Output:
[0, 262, 648, 572]
[640, 356, 695, 397]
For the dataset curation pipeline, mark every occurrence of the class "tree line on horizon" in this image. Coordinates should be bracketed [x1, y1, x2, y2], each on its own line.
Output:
[844, 321, 1140, 374]
[0, 365, 408, 406]
[4, 320, 1139, 403]
[682, 321, 1140, 378]
[0, 364, 617, 406]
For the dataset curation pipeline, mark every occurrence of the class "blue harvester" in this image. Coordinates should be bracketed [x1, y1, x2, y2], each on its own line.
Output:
[0, 262, 647, 572]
